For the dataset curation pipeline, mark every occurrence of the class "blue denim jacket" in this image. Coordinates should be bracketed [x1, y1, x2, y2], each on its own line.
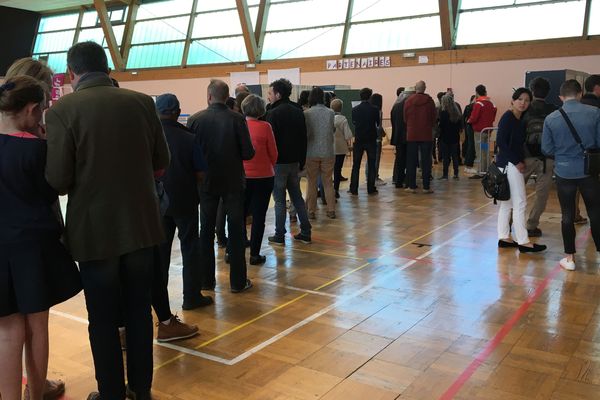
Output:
[542, 100, 600, 179]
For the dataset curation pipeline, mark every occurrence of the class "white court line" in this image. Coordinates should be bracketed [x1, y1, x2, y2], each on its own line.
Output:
[226, 215, 494, 365]
[51, 214, 493, 366]
[49, 310, 233, 365]
[256, 278, 339, 298]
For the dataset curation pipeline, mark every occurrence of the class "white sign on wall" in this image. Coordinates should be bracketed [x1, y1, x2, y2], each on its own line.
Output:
[267, 68, 301, 85]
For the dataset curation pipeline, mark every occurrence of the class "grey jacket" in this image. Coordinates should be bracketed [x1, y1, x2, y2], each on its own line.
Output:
[304, 104, 335, 158]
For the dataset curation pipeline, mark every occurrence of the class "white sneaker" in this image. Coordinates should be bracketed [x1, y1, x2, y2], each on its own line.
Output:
[464, 167, 477, 174]
[375, 179, 387, 186]
[560, 257, 575, 271]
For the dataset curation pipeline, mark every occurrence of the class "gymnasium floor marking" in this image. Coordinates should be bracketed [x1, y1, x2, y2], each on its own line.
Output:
[52, 197, 500, 371]
[438, 228, 593, 400]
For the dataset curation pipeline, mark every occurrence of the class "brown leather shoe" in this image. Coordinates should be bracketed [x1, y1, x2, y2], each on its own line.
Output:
[24, 379, 65, 400]
[87, 392, 101, 400]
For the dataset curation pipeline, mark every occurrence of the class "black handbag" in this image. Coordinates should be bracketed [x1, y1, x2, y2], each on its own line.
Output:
[559, 108, 600, 178]
[481, 162, 510, 204]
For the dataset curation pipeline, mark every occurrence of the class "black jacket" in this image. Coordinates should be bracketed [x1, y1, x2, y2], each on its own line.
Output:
[266, 99, 307, 168]
[390, 98, 408, 145]
[581, 94, 600, 108]
[159, 119, 200, 217]
[352, 101, 379, 143]
[188, 103, 255, 195]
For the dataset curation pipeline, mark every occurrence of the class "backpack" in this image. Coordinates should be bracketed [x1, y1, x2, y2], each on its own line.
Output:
[524, 115, 545, 157]
[524, 101, 556, 157]
[481, 162, 510, 204]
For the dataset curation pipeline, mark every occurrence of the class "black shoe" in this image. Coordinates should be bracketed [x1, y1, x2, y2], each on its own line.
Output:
[231, 279, 253, 293]
[182, 295, 214, 310]
[498, 239, 519, 248]
[224, 253, 230, 264]
[347, 190, 358, 195]
[87, 392, 101, 400]
[217, 237, 228, 248]
[368, 190, 378, 195]
[293, 232, 312, 244]
[268, 235, 285, 245]
[340, 176, 348, 181]
[335, 191, 340, 199]
[527, 228, 542, 237]
[250, 255, 266, 265]
[321, 197, 327, 205]
[518, 243, 547, 253]
[469, 174, 483, 179]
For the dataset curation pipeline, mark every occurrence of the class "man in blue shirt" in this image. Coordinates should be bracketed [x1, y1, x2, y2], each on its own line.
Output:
[542, 79, 600, 271]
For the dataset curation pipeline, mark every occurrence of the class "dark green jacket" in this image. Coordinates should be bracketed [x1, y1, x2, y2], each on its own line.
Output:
[45, 74, 170, 262]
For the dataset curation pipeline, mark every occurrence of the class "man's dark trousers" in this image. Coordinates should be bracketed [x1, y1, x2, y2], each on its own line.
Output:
[406, 141, 433, 190]
[350, 141, 377, 193]
[393, 143, 407, 187]
[79, 247, 154, 400]
[199, 190, 247, 290]
[156, 213, 201, 314]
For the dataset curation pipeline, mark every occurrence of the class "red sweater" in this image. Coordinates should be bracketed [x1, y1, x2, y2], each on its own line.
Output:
[403, 93, 437, 142]
[468, 96, 497, 131]
[243, 118, 278, 178]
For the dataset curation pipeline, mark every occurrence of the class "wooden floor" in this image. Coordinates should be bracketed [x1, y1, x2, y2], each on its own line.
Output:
[45, 150, 600, 400]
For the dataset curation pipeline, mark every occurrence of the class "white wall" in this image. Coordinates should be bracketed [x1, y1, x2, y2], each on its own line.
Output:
[119, 54, 600, 122]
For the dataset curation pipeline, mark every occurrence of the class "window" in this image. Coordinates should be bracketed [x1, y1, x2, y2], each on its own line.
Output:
[192, 9, 242, 38]
[266, 0, 347, 31]
[132, 16, 190, 44]
[33, 11, 80, 73]
[345, 0, 441, 54]
[456, 0, 587, 45]
[262, 26, 344, 60]
[136, 0, 194, 20]
[346, 16, 442, 54]
[127, 42, 186, 69]
[187, 37, 248, 64]
[589, 0, 600, 36]
[350, 0, 438, 22]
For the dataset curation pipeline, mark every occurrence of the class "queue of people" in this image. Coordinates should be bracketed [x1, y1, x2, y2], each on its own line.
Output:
[1, 37, 600, 400]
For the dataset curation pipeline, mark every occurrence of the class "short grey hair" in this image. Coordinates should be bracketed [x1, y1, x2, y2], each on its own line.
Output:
[241, 94, 266, 118]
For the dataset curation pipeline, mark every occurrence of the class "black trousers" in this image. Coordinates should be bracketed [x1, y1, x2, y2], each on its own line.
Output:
[441, 142, 460, 177]
[556, 176, 600, 254]
[216, 199, 226, 243]
[244, 177, 274, 256]
[350, 141, 377, 193]
[393, 143, 407, 187]
[199, 190, 247, 290]
[333, 154, 346, 193]
[156, 213, 201, 315]
[406, 141, 433, 190]
[79, 247, 154, 400]
[464, 124, 476, 167]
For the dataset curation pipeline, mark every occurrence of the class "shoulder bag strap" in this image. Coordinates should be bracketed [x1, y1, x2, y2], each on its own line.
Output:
[558, 108, 586, 153]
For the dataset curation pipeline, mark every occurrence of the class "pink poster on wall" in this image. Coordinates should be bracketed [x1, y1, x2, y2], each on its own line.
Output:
[51, 73, 66, 102]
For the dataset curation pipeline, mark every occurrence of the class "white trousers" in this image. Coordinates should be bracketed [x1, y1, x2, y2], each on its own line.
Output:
[497, 162, 529, 245]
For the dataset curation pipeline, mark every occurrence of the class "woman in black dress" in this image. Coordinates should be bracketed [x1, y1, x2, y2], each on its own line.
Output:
[0, 76, 81, 399]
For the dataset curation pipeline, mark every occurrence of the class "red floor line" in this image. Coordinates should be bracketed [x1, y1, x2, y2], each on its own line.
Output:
[438, 229, 592, 400]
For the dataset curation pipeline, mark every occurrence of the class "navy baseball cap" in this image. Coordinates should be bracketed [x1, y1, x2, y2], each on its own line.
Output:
[156, 93, 180, 115]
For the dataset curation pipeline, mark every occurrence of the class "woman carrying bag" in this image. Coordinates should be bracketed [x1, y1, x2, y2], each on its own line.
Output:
[496, 87, 547, 253]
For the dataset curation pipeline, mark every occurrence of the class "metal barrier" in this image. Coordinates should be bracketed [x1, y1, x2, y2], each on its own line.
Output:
[477, 127, 497, 175]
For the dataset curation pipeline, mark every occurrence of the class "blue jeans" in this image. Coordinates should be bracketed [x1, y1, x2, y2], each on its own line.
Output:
[273, 163, 311, 238]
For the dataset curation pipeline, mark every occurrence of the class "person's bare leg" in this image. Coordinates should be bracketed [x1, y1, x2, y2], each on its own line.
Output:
[0, 313, 26, 400]
[23, 311, 49, 400]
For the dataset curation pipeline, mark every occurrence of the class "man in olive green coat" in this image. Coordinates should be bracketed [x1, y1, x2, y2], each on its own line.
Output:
[45, 41, 170, 400]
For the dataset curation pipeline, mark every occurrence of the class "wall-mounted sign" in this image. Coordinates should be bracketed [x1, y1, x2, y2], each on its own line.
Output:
[326, 56, 391, 70]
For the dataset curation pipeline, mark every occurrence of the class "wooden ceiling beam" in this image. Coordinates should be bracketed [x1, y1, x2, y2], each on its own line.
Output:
[582, 0, 592, 39]
[236, 0, 258, 64]
[340, 0, 354, 56]
[119, 0, 138, 67]
[254, 0, 270, 62]
[439, 0, 454, 50]
[93, 0, 125, 71]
